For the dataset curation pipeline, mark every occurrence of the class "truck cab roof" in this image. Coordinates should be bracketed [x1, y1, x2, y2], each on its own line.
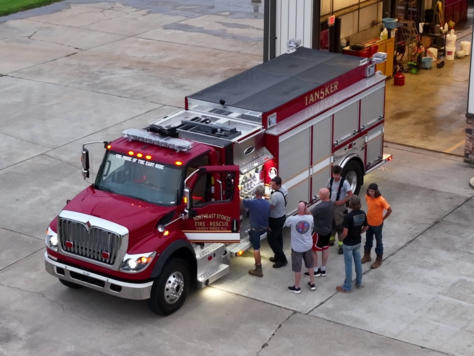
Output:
[108, 136, 212, 166]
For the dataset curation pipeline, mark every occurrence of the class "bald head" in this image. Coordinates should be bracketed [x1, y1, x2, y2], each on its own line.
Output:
[297, 201, 306, 215]
[319, 188, 330, 201]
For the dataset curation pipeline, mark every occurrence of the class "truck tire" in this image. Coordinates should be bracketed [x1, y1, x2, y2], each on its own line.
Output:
[342, 160, 363, 195]
[59, 278, 82, 289]
[148, 258, 190, 316]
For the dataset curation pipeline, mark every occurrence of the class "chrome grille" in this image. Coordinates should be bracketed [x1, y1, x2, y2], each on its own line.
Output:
[58, 218, 122, 265]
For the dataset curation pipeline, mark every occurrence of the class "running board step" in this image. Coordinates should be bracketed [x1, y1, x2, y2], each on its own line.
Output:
[197, 263, 230, 288]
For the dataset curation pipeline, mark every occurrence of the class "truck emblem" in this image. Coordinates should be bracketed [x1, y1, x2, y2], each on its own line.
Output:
[65, 241, 73, 249]
[101, 251, 110, 259]
[85, 220, 92, 232]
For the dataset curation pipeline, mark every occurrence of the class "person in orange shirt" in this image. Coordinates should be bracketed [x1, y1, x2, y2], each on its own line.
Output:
[362, 183, 392, 269]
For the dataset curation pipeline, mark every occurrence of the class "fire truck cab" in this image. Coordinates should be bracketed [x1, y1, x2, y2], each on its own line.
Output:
[45, 48, 390, 315]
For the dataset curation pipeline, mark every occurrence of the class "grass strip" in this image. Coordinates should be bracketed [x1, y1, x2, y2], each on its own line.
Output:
[0, 0, 63, 17]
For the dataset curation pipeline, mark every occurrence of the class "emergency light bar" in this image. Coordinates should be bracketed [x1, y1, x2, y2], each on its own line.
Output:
[122, 128, 192, 152]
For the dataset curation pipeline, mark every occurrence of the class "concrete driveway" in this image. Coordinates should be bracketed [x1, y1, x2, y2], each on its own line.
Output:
[0, 2, 473, 355]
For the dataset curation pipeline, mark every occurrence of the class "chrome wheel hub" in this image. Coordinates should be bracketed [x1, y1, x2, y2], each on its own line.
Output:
[164, 271, 184, 304]
[346, 170, 358, 193]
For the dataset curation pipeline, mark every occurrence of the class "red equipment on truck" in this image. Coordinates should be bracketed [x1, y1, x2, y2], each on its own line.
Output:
[45, 48, 391, 315]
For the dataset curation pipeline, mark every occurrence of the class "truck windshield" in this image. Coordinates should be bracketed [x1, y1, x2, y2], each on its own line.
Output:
[95, 152, 182, 206]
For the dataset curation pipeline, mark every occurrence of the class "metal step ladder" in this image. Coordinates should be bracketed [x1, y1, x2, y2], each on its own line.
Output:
[194, 243, 230, 287]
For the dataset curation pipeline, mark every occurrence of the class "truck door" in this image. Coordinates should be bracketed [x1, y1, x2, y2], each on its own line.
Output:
[182, 165, 240, 243]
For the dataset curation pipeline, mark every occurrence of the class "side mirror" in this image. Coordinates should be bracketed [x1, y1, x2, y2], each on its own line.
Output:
[184, 187, 191, 210]
[81, 148, 90, 179]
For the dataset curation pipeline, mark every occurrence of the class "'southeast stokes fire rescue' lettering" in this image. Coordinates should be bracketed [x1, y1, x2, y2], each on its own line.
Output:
[304, 81, 339, 106]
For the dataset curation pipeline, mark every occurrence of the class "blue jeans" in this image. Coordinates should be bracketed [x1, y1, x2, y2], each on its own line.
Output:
[342, 243, 362, 291]
[365, 224, 383, 255]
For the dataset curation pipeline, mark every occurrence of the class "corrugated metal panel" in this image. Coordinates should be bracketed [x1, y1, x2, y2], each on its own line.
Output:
[276, 0, 313, 56]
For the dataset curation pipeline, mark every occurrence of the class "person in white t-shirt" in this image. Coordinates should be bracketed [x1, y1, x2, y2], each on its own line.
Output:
[284, 202, 316, 294]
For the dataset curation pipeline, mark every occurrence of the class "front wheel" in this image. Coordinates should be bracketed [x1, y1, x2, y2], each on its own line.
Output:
[148, 258, 190, 316]
[342, 160, 364, 195]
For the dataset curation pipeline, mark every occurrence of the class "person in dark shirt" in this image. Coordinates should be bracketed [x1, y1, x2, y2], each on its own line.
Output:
[243, 185, 270, 277]
[336, 195, 368, 293]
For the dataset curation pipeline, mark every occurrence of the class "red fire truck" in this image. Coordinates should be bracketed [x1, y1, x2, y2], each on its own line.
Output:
[45, 47, 391, 315]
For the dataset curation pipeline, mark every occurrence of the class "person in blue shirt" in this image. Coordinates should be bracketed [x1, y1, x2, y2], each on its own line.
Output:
[243, 185, 270, 277]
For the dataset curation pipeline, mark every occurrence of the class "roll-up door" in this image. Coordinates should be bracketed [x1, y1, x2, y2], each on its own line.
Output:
[361, 87, 384, 128]
[278, 128, 311, 212]
[311, 116, 332, 196]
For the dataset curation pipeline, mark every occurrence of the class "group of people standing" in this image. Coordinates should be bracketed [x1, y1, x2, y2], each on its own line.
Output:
[242, 165, 391, 294]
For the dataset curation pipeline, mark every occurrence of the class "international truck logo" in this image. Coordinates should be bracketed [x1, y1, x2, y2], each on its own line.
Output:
[84, 220, 92, 232]
[65, 240, 73, 249]
[101, 251, 110, 259]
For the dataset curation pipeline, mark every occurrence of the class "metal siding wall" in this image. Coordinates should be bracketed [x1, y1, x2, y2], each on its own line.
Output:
[279, 129, 311, 182]
[276, 0, 314, 56]
[361, 88, 384, 127]
[321, 0, 331, 16]
[360, 4, 378, 30]
[304, 0, 313, 48]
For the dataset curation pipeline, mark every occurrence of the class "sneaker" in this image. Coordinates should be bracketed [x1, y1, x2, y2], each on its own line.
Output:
[288, 285, 301, 294]
[338, 246, 343, 255]
[304, 269, 319, 277]
[319, 269, 326, 277]
[307, 282, 316, 291]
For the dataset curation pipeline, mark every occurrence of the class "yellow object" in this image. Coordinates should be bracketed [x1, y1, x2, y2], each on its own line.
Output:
[376, 37, 395, 77]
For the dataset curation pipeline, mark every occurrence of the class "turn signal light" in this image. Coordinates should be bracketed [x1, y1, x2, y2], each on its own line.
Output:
[106, 144, 112, 150]
[175, 161, 183, 166]
[128, 151, 134, 156]
[163, 230, 170, 237]
[145, 155, 152, 160]
[183, 196, 188, 204]
[236, 250, 244, 256]
[137, 153, 143, 158]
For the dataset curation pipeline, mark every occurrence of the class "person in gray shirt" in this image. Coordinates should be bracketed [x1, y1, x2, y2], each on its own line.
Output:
[309, 188, 334, 277]
[268, 176, 288, 268]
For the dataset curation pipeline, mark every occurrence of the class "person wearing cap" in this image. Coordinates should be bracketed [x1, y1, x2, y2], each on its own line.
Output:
[362, 183, 392, 269]
[336, 195, 368, 293]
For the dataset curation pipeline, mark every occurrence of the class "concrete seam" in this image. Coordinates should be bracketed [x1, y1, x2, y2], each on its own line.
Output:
[304, 314, 454, 356]
[0, 105, 167, 173]
[256, 311, 296, 356]
[307, 195, 473, 315]
[0, 246, 44, 273]
[385, 140, 464, 159]
[0, 226, 41, 241]
[5, 74, 165, 105]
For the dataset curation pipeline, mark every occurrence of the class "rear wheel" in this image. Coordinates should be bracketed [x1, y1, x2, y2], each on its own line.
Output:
[148, 258, 190, 316]
[58, 278, 82, 289]
[342, 160, 364, 195]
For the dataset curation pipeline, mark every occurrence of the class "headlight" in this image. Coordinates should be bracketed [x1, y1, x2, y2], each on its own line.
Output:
[120, 252, 156, 273]
[45, 227, 58, 251]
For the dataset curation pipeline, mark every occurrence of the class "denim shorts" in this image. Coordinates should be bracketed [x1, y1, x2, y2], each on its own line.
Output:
[249, 229, 266, 250]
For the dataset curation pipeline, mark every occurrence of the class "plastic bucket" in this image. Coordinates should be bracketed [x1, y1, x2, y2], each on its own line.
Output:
[421, 57, 433, 69]
[382, 18, 398, 29]
[461, 41, 471, 55]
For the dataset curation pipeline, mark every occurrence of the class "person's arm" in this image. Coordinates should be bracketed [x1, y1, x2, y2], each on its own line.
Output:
[340, 227, 348, 240]
[382, 198, 392, 221]
[336, 182, 352, 206]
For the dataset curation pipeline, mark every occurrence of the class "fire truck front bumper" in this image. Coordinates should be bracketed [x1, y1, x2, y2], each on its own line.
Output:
[44, 252, 153, 300]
